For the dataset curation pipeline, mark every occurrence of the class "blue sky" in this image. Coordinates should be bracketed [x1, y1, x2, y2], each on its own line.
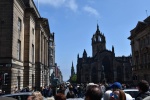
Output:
[33, 0, 150, 81]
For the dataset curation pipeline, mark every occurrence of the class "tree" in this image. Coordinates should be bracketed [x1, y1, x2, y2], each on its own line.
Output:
[70, 74, 77, 83]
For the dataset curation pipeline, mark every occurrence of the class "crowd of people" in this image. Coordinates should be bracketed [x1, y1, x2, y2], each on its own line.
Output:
[1, 80, 150, 100]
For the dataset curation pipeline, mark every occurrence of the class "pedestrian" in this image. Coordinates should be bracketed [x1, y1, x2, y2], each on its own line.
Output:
[135, 80, 150, 100]
[27, 91, 43, 100]
[66, 85, 75, 99]
[47, 86, 53, 97]
[105, 82, 132, 100]
[55, 93, 66, 100]
[85, 84, 103, 100]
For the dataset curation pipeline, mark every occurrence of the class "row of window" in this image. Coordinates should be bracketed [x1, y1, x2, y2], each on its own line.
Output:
[17, 17, 34, 62]
[139, 35, 150, 48]
[17, 40, 34, 62]
[135, 53, 150, 66]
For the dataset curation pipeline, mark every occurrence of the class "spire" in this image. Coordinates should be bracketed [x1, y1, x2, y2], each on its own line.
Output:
[72, 61, 73, 67]
[83, 49, 87, 58]
[97, 23, 99, 30]
[92, 24, 106, 57]
[112, 45, 114, 53]
[71, 61, 75, 76]
[97, 23, 100, 32]
[77, 53, 79, 59]
[77, 53, 79, 63]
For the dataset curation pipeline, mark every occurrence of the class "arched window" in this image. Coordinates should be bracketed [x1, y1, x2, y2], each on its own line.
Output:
[98, 36, 101, 41]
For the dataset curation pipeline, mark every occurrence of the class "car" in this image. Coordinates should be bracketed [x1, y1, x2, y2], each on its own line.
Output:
[123, 89, 139, 100]
[0, 92, 47, 100]
[0, 92, 32, 100]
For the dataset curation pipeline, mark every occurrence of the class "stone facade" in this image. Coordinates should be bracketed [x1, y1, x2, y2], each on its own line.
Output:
[77, 24, 132, 84]
[128, 16, 150, 84]
[0, 0, 50, 93]
[49, 33, 55, 73]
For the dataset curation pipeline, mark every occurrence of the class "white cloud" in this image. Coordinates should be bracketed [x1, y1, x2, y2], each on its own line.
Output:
[37, 0, 78, 12]
[39, 0, 66, 7]
[83, 6, 99, 17]
[66, 0, 78, 12]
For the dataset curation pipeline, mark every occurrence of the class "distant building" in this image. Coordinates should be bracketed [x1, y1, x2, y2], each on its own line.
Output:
[77, 24, 132, 84]
[70, 62, 77, 83]
[128, 16, 150, 84]
[49, 33, 63, 84]
[0, 0, 50, 93]
[49, 33, 56, 82]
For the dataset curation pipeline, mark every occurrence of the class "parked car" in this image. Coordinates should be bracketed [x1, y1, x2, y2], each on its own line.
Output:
[0, 92, 47, 100]
[0, 92, 32, 100]
[0, 97, 17, 100]
[123, 89, 139, 100]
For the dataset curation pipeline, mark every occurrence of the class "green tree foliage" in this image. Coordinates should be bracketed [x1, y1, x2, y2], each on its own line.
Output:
[70, 74, 77, 83]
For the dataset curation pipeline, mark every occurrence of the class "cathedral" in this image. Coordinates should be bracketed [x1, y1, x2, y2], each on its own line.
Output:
[76, 24, 132, 84]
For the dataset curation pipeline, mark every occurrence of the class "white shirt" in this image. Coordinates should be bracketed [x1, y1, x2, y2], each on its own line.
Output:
[103, 90, 133, 100]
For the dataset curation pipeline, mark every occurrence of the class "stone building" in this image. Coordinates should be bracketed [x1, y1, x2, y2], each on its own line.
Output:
[0, 0, 50, 93]
[49, 32, 55, 82]
[77, 24, 132, 84]
[128, 16, 150, 84]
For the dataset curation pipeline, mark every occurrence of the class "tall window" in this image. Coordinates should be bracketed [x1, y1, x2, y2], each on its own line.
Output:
[18, 18, 21, 32]
[17, 76, 20, 90]
[18, 18, 21, 39]
[32, 74, 34, 87]
[32, 44, 34, 63]
[17, 40, 21, 60]
[32, 28, 34, 35]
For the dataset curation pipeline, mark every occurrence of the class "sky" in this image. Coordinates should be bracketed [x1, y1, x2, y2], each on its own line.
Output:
[33, 0, 150, 81]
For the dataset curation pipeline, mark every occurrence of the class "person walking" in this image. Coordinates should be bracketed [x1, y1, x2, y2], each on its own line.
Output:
[66, 85, 75, 99]
[105, 82, 132, 100]
[135, 80, 150, 100]
[85, 84, 103, 100]
[27, 91, 43, 100]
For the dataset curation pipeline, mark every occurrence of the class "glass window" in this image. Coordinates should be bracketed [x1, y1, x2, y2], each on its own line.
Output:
[18, 18, 21, 31]
[32, 44, 34, 63]
[17, 40, 21, 60]
[32, 28, 34, 35]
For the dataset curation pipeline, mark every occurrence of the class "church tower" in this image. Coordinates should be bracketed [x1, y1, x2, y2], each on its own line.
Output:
[71, 62, 75, 76]
[92, 24, 106, 57]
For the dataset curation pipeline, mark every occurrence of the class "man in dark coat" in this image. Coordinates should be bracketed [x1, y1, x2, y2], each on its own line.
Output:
[135, 80, 150, 100]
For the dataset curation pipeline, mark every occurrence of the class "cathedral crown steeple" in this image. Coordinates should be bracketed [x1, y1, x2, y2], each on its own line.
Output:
[92, 24, 106, 57]
[97, 24, 99, 31]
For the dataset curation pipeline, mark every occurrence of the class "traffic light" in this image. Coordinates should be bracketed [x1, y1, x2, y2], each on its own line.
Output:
[4, 73, 9, 85]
